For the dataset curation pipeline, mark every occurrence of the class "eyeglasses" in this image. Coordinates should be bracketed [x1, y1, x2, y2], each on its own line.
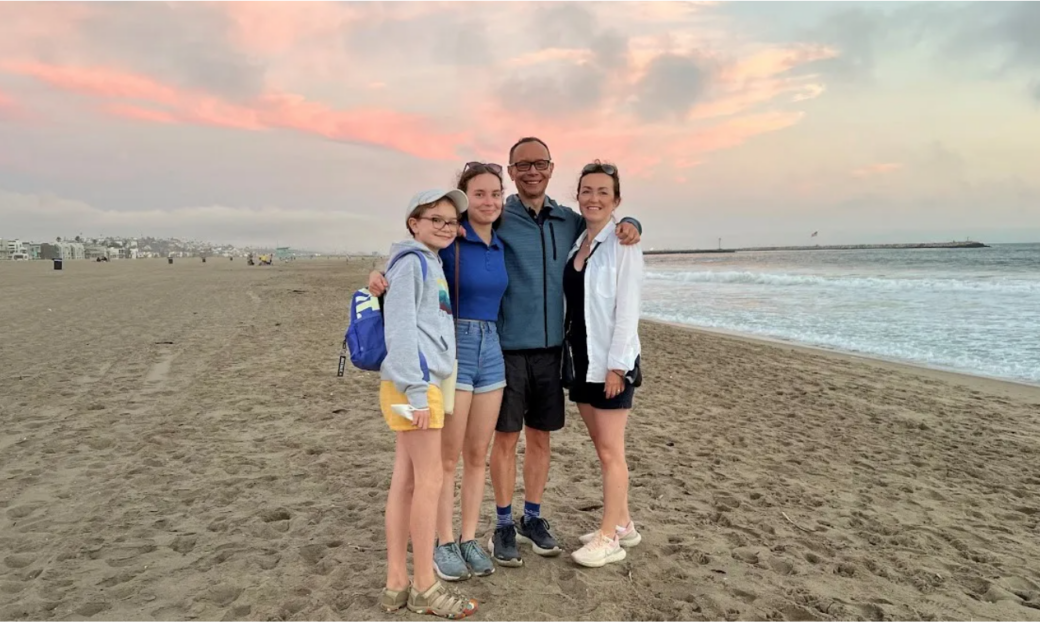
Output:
[464, 161, 503, 174]
[582, 162, 618, 176]
[510, 159, 552, 172]
[418, 216, 460, 231]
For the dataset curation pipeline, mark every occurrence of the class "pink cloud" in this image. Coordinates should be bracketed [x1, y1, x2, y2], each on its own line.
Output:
[3, 61, 467, 160]
[852, 163, 903, 178]
[663, 111, 806, 169]
[4, 61, 180, 105]
[0, 88, 15, 111]
[223, 1, 358, 56]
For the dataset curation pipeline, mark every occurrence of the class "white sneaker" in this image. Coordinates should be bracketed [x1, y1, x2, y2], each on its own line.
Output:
[571, 532, 627, 568]
[580, 521, 642, 548]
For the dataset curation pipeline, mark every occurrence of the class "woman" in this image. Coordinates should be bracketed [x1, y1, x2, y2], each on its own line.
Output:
[369, 162, 508, 581]
[564, 161, 644, 568]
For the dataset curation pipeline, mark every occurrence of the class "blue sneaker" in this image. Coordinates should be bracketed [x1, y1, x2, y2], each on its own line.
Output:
[487, 524, 523, 568]
[433, 541, 471, 581]
[516, 516, 562, 557]
[459, 539, 495, 576]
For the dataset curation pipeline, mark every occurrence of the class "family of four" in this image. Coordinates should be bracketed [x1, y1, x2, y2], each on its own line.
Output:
[367, 137, 645, 618]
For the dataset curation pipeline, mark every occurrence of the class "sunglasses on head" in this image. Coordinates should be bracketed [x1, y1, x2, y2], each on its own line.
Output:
[510, 159, 552, 172]
[464, 161, 503, 175]
[582, 162, 618, 176]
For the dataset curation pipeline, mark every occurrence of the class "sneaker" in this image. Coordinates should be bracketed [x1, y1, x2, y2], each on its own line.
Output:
[407, 580, 478, 619]
[434, 541, 472, 582]
[459, 539, 495, 576]
[380, 584, 410, 613]
[487, 524, 524, 568]
[516, 516, 563, 557]
[581, 520, 642, 548]
[572, 532, 627, 568]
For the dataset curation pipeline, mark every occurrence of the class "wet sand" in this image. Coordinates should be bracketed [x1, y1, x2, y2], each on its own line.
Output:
[2, 258, 1040, 621]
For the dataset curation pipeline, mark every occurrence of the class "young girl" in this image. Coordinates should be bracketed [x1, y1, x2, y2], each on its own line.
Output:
[379, 189, 478, 619]
[432, 163, 508, 580]
[564, 162, 644, 568]
[369, 164, 510, 580]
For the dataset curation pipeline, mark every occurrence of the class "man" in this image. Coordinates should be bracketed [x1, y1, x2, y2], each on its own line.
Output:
[486, 137, 641, 567]
[367, 137, 642, 569]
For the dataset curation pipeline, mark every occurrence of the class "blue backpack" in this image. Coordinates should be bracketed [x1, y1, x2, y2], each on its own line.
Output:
[339, 249, 429, 375]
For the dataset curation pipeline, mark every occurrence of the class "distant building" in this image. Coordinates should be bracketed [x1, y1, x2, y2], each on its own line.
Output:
[0, 238, 30, 260]
[85, 245, 107, 260]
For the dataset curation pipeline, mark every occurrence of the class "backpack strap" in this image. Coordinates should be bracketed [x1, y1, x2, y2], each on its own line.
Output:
[453, 240, 460, 358]
[387, 249, 428, 280]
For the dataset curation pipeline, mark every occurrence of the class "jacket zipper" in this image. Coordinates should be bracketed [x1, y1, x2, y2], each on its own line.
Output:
[538, 220, 549, 348]
[549, 222, 557, 260]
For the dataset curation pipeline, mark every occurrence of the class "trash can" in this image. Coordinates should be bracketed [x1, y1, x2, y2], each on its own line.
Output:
[168, 257, 174, 264]
[53, 258, 63, 270]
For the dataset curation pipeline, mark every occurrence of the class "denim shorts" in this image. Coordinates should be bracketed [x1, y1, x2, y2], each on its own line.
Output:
[455, 319, 506, 394]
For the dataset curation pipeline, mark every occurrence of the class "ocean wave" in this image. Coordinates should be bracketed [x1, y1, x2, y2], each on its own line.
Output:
[643, 311, 1040, 384]
[645, 270, 1040, 293]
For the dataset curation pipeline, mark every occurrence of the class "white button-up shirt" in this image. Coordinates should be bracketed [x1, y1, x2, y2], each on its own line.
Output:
[567, 224, 643, 383]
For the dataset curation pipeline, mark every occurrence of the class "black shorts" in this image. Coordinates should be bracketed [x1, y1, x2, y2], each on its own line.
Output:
[497, 348, 566, 433]
[569, 377, 635, 410]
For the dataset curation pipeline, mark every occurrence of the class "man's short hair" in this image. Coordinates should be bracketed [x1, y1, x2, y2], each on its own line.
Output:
[508, 137, 552, 164]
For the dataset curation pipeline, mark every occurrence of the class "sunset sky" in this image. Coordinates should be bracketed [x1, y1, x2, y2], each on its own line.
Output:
[1, 1, 1039, 252]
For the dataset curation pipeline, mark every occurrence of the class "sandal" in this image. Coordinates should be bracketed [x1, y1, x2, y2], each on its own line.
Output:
[407, 580, 478, 619]
[380, 583, 410, 613]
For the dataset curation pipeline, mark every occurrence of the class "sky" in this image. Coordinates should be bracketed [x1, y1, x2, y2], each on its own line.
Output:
[1, 1, 1039, 253]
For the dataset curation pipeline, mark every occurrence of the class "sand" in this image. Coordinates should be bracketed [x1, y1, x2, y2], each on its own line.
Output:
[2, 257, 1040, 621]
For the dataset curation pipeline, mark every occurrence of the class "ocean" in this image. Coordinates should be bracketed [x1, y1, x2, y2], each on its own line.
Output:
[642, 243, 1040, 386]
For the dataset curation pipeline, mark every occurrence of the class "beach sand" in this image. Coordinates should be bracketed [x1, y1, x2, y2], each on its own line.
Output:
[2, 258, 1040, 621]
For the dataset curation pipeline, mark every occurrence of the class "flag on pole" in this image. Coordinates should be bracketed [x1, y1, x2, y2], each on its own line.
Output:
[810, 231, 818, 238]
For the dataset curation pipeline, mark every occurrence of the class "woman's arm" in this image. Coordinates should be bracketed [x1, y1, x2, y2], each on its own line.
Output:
[607, 241, 643, 374]
[381, 257, 429, 408]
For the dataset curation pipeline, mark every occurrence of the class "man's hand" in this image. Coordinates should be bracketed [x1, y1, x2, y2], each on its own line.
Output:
[605, 370, 625, 399]
[368, 270, 388, 297]
[616, 221, 641, 245]
[411, 408, 431, 430]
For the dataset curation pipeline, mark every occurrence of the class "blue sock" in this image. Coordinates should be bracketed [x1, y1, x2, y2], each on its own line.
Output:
[496, 505, 513, 528]
[523, 501, 541, 522]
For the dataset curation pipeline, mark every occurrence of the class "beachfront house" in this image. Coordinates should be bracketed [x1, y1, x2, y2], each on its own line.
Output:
[0, 238, 31, 260]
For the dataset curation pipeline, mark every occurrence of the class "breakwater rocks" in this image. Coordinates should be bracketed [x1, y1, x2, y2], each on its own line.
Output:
[645, 241, 989, 255]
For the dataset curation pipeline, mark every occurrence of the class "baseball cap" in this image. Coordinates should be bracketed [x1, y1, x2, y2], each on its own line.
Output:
[406, 188, 469, 218]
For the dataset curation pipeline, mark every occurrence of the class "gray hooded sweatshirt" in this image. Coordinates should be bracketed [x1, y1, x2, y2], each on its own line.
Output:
[379, 239, 456, 409]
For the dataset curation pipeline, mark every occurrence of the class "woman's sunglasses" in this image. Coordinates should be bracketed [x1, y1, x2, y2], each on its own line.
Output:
[582, 162, 618, 176]
[464, 161, 504, 175]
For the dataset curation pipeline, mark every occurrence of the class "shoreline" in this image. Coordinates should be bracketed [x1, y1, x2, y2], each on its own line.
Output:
[644, 318, 1040, 401]
[644, 241, 990, 255]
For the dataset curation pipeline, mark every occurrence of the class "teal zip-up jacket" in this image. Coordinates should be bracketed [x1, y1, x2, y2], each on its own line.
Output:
[496, 194, 642, 351]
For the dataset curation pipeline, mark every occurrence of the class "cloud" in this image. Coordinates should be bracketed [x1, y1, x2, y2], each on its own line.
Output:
[0, 187, 387, 252]
[0, 88, 16, 112]
[3, 61, 468, 160]
[494, 63, 607, 118]
[803, 3, 1040, 102]
[632, 52, 712, 121]
[801, 7, 890, 83]
[666, 111, 805, 168]
[494, 4, 630, 117]
[342, 4, 498, 69]
[943, 2, 1040, 72]
[75, 3, 268, 101]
